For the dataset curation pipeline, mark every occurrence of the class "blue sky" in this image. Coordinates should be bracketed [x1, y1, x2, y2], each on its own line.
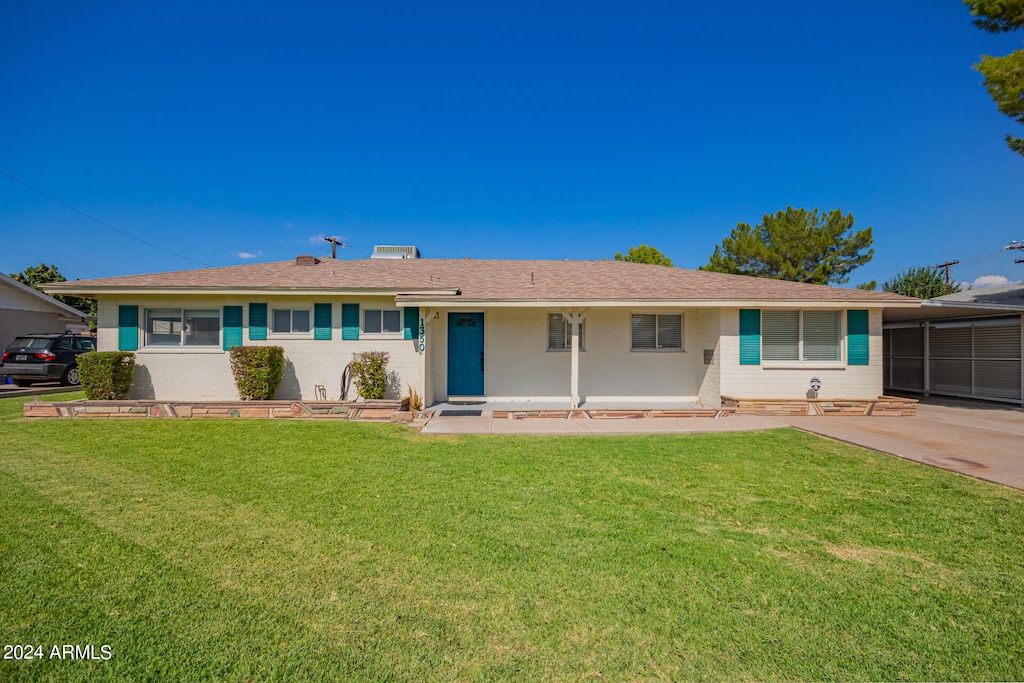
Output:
[2, 1, 1022, 289]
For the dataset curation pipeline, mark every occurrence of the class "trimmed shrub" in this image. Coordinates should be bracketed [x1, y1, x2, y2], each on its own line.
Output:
[350, 351, 389, 400]
[229, 346, 285, 400]
[77, 351, 136, 400]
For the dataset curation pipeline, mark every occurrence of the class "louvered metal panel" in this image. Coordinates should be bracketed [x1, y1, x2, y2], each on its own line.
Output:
[930, 359, 972, 394]
[885, 327, 925, 391]
[890, 327, 923, 357]
[973, 324, 1021, 360]
[891, 358, 925, 390]
[929, 326, 972, 359]
[975, 360, 1022, 399]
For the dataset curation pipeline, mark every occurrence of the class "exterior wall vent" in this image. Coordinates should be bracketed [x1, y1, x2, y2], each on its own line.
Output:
[371, 245, 421, 259]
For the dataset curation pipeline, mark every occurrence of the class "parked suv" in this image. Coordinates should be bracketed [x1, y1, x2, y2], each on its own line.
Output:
[0, 333, 96, 387]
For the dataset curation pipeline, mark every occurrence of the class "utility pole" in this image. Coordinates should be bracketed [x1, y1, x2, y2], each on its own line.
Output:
[1006, 241, 1024, 265]
[930, 260, 959, 295]
[323, 237, 347, 259]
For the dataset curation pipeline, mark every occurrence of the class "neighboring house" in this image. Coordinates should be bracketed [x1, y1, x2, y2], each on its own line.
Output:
[883, 285, 1024, 406]
[47, 247, 919, 406]
[0, 272, 92, 349]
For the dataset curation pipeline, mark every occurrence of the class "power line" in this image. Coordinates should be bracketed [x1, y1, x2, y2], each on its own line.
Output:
[0, 169, 211, 268]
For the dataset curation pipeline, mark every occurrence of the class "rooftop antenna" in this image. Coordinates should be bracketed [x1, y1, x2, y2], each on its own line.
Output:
[323, 237, 347, 259]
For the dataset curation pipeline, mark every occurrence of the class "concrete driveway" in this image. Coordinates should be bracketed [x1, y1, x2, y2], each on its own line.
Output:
[773, 398, 1024, 491]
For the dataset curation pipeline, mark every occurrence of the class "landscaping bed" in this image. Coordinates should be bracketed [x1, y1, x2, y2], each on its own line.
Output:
[722, 395, 918, 416]
[23, 398, 409, 421]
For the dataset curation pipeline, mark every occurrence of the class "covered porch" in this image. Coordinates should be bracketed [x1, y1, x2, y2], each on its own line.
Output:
[416, 304, 723, 409]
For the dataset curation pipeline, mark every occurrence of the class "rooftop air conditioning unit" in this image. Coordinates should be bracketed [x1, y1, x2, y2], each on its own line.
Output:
[371, 245, 421, 259]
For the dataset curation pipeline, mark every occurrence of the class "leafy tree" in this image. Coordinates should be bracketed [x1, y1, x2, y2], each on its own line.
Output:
[856, 281, 878, 291]
[701, 206, 874, 286]
[613, 245, 673, 266]
[965, 0, 1024, 155]
[882, 266, 962, 298]
[9, 263, 96, 318]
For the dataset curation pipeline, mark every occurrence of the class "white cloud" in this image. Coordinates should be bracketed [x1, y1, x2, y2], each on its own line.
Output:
[306, 234, 326, 245]
[235, 251, 260, 259]
[972, 275, 1010, 288]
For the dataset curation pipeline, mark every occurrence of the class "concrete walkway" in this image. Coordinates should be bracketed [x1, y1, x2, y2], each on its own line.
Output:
[421, 413, 780, 435]
[420, 398, 1024, 491]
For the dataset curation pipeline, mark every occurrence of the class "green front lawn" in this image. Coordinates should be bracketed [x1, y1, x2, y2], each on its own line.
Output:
[1, 394, 1022, 681]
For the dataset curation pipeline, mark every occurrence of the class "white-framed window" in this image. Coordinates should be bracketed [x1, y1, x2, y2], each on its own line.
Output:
[145, 308, 220, 347]
[272, 308, 311, 334]
[364, 309, 402, 334]
[547, 313, 585, 351]
[631, 313, 682, 350]
[763, 310, 841, 362]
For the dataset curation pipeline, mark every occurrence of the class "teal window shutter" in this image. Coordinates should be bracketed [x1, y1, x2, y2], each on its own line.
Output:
[847, 309, 869, 365]
[739, 309, 760, 365]
[342, 303, 360, 340]
[223, 306, 243, 350]
[403, 306, 419, 340]
[118, 305, 139, 351]
[249, 303, 267, 340]
[314, 303, 332, 340]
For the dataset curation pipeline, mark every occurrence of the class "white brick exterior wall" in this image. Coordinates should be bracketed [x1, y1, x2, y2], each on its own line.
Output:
[718, 307, 884, 399]
[97, 296, 425, 401]
[97, 297, 885, 405]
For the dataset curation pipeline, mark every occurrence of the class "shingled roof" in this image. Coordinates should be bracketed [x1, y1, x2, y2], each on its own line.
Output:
[47, 257, 918, 306]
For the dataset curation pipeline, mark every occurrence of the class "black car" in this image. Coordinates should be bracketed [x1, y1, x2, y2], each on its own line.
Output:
[1, 333, 96, 387]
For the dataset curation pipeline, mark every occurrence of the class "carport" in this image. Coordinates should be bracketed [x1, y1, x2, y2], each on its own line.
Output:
[883, 286, 1024, 407]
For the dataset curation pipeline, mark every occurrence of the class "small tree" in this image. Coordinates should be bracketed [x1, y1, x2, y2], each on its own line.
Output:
[77, 351, 135, 400]
[702, 206, 873, 285]
[350, 351, 390, 400]
[229, 346, 285, 400]
[614, 245, 673, 266]
[882, 266, 961, 299]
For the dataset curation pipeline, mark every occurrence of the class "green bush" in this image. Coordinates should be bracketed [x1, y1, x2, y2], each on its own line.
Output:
[77, 351, 136, 400]
[350, 351, 389, 400]
[229, 346, 285, 400]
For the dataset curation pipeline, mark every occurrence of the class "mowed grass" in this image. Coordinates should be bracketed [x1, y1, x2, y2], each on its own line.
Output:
[1, 395, 1022, 681]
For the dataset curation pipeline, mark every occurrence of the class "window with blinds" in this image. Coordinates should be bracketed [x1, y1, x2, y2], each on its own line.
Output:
[547, 314, 584, 350]
[762, 311, 799, 360]
[630, 314, 682, 350]
[762, 310, 841, 362]
[803, 311, 841, 361]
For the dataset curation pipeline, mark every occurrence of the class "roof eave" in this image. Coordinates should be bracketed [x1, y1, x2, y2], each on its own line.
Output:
[397, 297, 921, 308]
[44, 286, 461, 297]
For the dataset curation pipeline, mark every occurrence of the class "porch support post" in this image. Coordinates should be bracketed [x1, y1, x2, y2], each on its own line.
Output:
[562, 308, 587, 409]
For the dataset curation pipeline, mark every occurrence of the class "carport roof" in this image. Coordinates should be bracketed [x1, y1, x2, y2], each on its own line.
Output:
[884, 284, 1024, 323]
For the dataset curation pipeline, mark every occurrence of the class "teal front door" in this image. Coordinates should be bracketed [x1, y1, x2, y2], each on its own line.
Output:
[448, 312, 484, 396]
